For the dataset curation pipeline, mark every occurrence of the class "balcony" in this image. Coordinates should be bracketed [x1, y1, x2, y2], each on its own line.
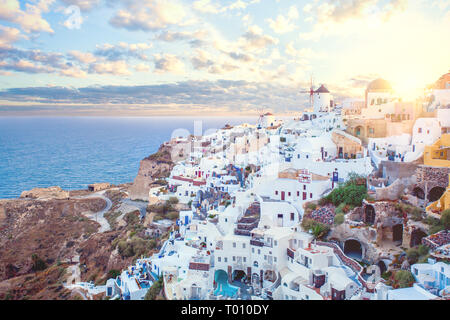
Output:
[250, 239, 264, 247]
[287, 248, 295, 259]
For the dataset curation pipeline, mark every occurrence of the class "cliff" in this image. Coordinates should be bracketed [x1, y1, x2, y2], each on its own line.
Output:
[129, 141, 187, 201]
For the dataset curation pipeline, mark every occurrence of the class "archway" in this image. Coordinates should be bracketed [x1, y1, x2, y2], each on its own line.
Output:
[410, 229, 427, 247]
[377, 260, 387, 274]
[364, 205, 376, 225]
[392, 224, 403, 244]
[428, 187, 445, 202]
[344, 239, 363, 260]
[232, 270, 246, 282]
[355, 126, 365, 137]
[412, 187, 425, 200]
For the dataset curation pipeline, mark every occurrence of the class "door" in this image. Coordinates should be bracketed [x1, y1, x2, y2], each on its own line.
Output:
[281, 191, 285, 201]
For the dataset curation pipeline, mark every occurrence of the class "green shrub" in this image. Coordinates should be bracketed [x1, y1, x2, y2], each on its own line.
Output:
[306, 203, 317, 211]
[335, 203, 346, 214]
[301, 218, 330, 240]
[325, 181, 367, 207]
[31, 254, 48, 272]
[418, 244, 429, 257]
[406, 248, 419, 264]
[144, 278, 164, 300]
[334, 213, 345, 225]
[394, 270, 415, 288]
[441, 209, 450, 229]
[318, 197, 330, 206]
[107, 269, 121, 279]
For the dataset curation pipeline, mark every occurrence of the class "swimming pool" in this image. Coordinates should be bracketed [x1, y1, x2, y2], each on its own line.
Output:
[214, 270, 239, 297]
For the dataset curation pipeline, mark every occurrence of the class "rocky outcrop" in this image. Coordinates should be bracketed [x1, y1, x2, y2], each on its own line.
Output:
[20, 186, 69, 200]
[128, 143, 177, 201]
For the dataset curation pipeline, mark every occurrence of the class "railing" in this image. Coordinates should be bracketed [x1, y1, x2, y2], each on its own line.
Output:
[250, 239, 264, 247]
[316, 241, 374, 293]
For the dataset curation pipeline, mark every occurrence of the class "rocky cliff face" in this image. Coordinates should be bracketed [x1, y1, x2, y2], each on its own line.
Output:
[128, 143, 176, 201]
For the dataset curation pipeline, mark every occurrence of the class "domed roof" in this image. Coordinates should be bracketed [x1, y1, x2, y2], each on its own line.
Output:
[367, 78, 392, 92]
[315, 84, 330, 93]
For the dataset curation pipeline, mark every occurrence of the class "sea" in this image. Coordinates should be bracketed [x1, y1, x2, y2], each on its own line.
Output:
[0, 116, 256, 199]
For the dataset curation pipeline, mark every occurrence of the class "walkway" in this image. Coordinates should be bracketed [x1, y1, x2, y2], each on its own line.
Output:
[73, 190, 112, 233]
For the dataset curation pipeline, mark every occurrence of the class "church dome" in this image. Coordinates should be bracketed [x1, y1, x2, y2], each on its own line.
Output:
[367, 78, 392, 92]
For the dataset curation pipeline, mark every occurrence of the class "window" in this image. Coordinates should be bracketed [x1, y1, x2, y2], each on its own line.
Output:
[218, 257, 221, 262]
[224, 257, 227, 262]
[258, 249, 261, 254]
[297, 191, 300, 196]
[310, 193, 313, 198]
[297, 154, 300, 159]
[418, 128, 422, 133]
[233, 256, 236, 262]
[303, 185, 306, 190]
[264, 255, 267, 260]
[275, 190, 278, 195]
[277, 214, 283, 219]
[252, 248, 254, 253]
[243, 257, 246, 262]
[242, 243, 246, 249]
[233, 242, 236, 248]
[274, 257, 277, 262]
[274, 240, 278, 246]
[288, 192, 291, 196]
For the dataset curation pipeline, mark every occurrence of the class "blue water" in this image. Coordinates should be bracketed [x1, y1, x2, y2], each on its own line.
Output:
[214, 270, 238, 297]
[0, 116, 255, 199]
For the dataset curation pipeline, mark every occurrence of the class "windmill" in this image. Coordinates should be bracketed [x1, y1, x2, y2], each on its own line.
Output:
[300, 75, 315, 110]
[257, 107, 265, 129]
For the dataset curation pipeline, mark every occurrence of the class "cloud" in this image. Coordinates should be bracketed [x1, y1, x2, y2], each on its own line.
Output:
[89, 60, 131, 75]
[0, 59, 54, 73]
[239, 25, 278, 52]
[68, 50, 97, 64]
[0, 25, 25, 48]
[155, 30, 208, 48]
[154, 54, 185, 74]
[134, 63, 150, 72]
[0, 80, 310, 115]
[60, 0, 102, 12]
[94, 42, 152, 61]
[192, 0, 260, 14]
[266, 5, 299, 34]
[300, 0, 409, 39]
[109, 0, 187, 31]
[0, 0, 54, 33]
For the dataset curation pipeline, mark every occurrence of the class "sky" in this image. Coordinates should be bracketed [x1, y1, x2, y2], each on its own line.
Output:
[0, 0, 448, 116]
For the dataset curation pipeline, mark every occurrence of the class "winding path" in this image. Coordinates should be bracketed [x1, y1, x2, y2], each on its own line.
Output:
[73, 190, 112, 233]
